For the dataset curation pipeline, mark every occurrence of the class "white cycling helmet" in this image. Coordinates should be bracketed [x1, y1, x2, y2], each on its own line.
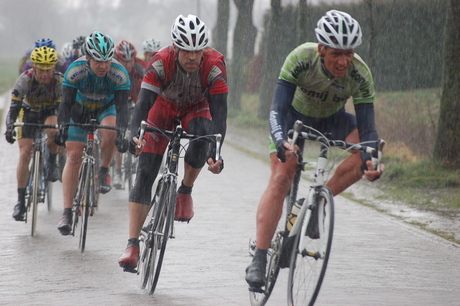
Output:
[171, 14, 208, 51]
[61, 42, 73, 60]
[143, 39, 161, 53]
[315, 10, 362, 50]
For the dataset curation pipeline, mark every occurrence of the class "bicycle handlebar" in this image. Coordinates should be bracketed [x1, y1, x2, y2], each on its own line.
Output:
[289, 120, 385, 170]
[138, 120, 223, 160]
[62, 120, 120, 132]
[13, 122, 58, 129]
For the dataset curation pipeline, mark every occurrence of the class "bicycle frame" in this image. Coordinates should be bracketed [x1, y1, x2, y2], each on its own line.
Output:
[14, 122, 57, 236]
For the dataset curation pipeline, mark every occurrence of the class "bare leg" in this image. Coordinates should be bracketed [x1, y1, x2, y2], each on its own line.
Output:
[325, 129, 363, 196]
[255, 151, 298, 250]
[62, 141, 85, 209]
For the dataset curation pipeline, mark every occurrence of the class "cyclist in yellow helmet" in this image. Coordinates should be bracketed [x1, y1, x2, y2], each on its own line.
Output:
[5, 46, 63, 221]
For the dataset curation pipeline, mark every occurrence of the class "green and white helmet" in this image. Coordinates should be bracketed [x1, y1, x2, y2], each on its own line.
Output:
[85, 31, 115, 61]
[315, 10, 362, 50]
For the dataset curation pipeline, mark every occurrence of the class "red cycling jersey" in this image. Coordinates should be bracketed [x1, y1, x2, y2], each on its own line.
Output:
[141, 45, 228, 154]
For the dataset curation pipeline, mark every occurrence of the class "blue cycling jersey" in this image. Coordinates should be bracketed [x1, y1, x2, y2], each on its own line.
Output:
[63, 56, 130, 110]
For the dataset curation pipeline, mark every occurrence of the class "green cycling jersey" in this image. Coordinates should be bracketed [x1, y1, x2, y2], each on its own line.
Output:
[279, 42, 375, 119]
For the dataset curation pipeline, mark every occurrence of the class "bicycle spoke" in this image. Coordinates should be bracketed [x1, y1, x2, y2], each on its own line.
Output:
[288, 187, 334, 306]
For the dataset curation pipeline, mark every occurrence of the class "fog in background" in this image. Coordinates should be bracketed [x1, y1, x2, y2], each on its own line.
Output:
[1, 0, 357, 60]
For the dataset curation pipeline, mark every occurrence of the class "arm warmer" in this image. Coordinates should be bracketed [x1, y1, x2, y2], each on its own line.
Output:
[355, 102, 379, 163]
[6, 99, 22, 125]
[114, 90, 129, 130]
[208, 92, 228, 145]
[130, 88, 158, 137]
[58, 86, 78, 125]
[269, 79, 297, 147]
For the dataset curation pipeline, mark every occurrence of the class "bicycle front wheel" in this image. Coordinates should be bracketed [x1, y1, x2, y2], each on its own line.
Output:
[147, 177, 176, 295]
[288, 186, 334, 306]
[79, 161, 92, 253]
[30, 150, 41, 237]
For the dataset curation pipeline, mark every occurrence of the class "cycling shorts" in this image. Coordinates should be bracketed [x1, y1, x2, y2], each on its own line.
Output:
[17, 107, 58, 140]
[67, 104, 116, 143]
[143, 99, 211, 155]
[269, 105, 357, 154]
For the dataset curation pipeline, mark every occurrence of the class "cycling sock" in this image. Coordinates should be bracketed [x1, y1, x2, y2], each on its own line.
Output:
[99, 166, 109, 176]
[17, 188, 26, 204]
[49, 153, 57, 164]
[127, 238, 140, 248]
[253, 248, 268, 263]
[177, 181, 193, 195]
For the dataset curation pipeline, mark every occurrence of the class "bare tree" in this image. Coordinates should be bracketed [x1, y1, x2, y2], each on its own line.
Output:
[433, 0, 460, 168]
[212, 0, 230, 57]
[228, 0, 257, 111]
[257, 0, 282, 119]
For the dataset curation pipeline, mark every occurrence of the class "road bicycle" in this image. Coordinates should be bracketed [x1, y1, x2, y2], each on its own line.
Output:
[66, 120, 119, 253]
[123, 101, 137, 191]
[14, 122, 58, 237]
[249, 120, 385, 306]
[135, 119, 222, 295]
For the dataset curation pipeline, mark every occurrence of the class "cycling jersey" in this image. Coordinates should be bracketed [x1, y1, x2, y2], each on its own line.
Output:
[128, 57, 147, 103]
[8, 68, 62, 116]
[62, 56, 130, 111]
[280, 42, 374, 119]
[141, 46, 228, 106]
[269, 42, 378, 160]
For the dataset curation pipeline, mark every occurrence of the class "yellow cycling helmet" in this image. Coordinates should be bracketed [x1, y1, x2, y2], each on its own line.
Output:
[30, 46, 58, 70]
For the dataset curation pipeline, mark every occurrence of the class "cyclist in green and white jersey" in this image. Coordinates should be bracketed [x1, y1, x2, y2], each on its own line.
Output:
[245, 10, 385, 289]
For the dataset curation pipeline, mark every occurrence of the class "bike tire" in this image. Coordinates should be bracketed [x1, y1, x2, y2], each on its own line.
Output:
[288, 186, 334, 306]
[31, 150, 41, 237]
[79, 162, 91, 253]
[147, 178, 176, 295]
[139, 178, 163, 289]
[249, 232, 283, 306]
[72, 164, 86, 237]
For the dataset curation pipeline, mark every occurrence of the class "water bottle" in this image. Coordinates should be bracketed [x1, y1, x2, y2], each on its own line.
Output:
[286, 198, 305, 232]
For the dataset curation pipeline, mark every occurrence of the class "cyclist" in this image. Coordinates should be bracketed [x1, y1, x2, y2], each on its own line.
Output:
[5, 46, 63, 221]
[142, 38, 161, 63]
[245, 10, 385, 288]
[54, 31, 131, 235]
[112, 40, 147, 189]
[21, 38, 67, 74]
[118, 14, 227, 271]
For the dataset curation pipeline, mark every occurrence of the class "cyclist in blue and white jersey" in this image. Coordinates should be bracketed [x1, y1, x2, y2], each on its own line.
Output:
[54, 31, 131, 235]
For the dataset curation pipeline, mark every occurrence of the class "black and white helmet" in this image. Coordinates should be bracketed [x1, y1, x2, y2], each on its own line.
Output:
[85, 31, 115, 61]
[142, 39, 161, 53]
[315, 10, 362, 50]
[171, 14, 208, 51]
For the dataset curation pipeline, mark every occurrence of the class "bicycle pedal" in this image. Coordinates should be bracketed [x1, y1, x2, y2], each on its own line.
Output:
[248, 286, 264, 293]
[122, 266, 137, 274]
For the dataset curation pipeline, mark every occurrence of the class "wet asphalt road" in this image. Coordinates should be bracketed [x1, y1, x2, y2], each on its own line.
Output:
[0, 120, 459, 305]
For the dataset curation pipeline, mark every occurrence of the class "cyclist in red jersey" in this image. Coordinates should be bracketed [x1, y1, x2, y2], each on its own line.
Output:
[112, 40, 147, 189]
[118, 14, 228, 271]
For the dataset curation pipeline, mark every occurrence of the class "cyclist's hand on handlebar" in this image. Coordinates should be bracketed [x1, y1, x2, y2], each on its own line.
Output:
[116, 129, 129, 153]
[128, 137, 145, 156]
[207, 157, 224, 174]
[4, 123, 16, 144]
[54, 126, 68, 147]
[276, 140, 294, 163]
[363, 160, 384, 182]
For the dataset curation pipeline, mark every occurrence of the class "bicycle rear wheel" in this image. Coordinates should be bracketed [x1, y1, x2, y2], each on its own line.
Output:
[30, 150, 41, 237]
[288, 186, 334, 306]
[46, 181, 52, 211]
[147, 177, 176, 295]
[249, 232, 283, 306]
